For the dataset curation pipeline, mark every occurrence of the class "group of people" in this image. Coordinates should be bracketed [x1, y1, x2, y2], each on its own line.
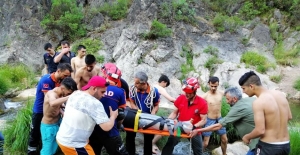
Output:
[26, 41, 292, 155]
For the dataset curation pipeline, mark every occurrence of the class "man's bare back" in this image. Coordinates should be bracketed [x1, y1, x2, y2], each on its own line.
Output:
[71, 56, 86, 78]
[203, 90, 223, 119]
[42, 88, 67, 124]
[253, 90, 292, 142]
[75, 66, 100, 89]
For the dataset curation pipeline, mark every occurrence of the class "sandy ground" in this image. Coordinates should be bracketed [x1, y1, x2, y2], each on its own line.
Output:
[277, 65, 300, 98]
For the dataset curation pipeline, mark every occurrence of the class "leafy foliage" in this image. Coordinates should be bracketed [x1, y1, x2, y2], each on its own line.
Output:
[213, 13, 243, 33]
[99, 0, 132, 20]
[180, 44, 194, 80]
[270, 75, 282, 83]
[240, 51, 271, 73]
[289, 122, 300, 155]
[204, 56, 223, 75]
[143, 20, 172, 39]
[239, 1, 268, 20]
[159, 0, 196, 24]
[203, 46, 219, 57]
[41, 0, 86, 41]
[71, 38, 103, 55]
[0, 64, 37, 94]
[172, 0, 196, 24]
[293, 78, 300, 91]
[274, 43, 300, 66]
[3, 99, 34, 154]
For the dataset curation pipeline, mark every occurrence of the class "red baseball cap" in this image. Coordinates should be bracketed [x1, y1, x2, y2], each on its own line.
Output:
[82, 76, 109, 90]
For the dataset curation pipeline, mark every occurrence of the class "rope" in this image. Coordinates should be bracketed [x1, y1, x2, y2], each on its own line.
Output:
[129, 85, 156, 112]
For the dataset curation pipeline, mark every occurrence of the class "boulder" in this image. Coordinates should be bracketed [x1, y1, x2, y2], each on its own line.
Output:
[16, 88, 36, 99]
[212, 141, 249, 155]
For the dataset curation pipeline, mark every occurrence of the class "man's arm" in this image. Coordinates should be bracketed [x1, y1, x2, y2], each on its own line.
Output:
[74, 69, 82, 89]
[194, 114, 207, 128]
[44, 64, 49, 74]
[198, 123, 222, 132]
[159, 88, 176, 103]
[54, 48, 69, 63]
[99, 106, 118, 131]
[71, 58, 76, 78]
[151, 104, 159, 115]
[129, 99, 138, 109]
[49, 95, 69, 107]
[243, 99, 265, 143]
[168, 108, 179, 120]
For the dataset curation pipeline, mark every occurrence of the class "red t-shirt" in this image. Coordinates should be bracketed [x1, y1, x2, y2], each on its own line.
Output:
[175, 95, 208, 125]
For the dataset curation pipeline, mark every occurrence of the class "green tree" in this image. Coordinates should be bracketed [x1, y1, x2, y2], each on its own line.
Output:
[41, 0, 86, 40]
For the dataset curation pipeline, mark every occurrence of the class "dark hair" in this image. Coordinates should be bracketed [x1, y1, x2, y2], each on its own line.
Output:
[85, 54, 96, 65]
[44, 43, 52, 50]
[158, 74, 170, 87]
[239, 71, 262, 86]
[57, 63, 73, 72]
[77, 45, 86, 51]
[61, 40, 70, 47]
[61, 77, 77, 91]
[208, 76, 219, 84]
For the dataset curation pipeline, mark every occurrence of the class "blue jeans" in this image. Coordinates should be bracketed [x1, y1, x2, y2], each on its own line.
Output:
[0, 131, 4, 141]
[203, 117, 226, 136]
[0, 131, 3, 153]
[246, 149, 255, 155]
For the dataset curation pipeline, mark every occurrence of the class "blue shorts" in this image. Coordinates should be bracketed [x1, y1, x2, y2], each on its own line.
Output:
[40, 121, 60, 155]
[202, 117, 226, 137]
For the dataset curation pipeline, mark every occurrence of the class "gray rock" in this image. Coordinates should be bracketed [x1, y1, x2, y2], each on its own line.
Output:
[212, 141, 249, 155]
[274, 9, 282, 21]
[249, 23, 275, 53]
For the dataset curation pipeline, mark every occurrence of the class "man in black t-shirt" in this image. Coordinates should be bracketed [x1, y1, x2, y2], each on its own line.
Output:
[43, 43, 58, 74]
[54, 41, 76, 64]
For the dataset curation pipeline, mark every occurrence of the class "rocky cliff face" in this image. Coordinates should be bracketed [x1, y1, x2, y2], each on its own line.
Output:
[1, 0, 300, 101]
[0, 0, 52, 69]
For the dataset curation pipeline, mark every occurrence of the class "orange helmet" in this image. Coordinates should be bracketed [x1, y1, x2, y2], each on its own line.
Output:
[182, 77, 200, 93]
[101, 63, 122, 83]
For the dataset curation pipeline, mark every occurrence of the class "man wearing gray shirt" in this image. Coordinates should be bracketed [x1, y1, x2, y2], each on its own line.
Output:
[190, 87, 259, 155]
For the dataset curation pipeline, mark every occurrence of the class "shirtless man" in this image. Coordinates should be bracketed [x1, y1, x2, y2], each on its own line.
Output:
[239, 71, 292, 155]
[71, 45, 86, 78]
[74, 54, 100, 90]
[40, 77, 77, 155]
[202, 76, 227, 155]
[152, 74, 176, 154]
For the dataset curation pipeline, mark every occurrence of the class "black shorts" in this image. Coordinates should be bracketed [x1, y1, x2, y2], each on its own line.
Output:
[255, 140, 290, 155]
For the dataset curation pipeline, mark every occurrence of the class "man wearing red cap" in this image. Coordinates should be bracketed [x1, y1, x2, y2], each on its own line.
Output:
[161, 77, 208, 155]
[89, 65, 128, 155]
[56, 76, 118, 155]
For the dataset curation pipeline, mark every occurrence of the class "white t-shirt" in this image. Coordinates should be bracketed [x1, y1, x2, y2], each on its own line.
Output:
[56, 91, 109, 148]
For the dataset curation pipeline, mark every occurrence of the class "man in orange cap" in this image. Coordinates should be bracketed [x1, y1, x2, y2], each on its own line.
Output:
[161, 77, 208, 155]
